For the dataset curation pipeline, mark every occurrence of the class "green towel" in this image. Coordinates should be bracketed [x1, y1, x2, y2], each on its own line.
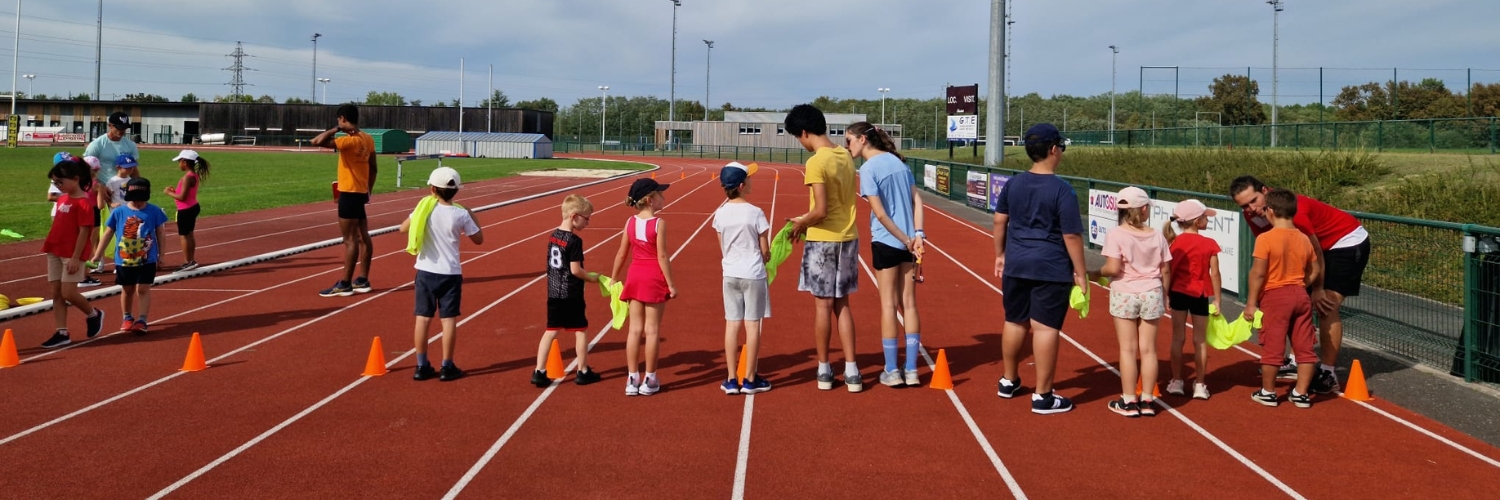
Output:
[100, 205, 115, 259]
[1069, 285, 1090, 319]
[1207, 305, 1263, 349]
[592, 273, 628, 330]
[767, 221, 796, 285]
[406, 196, 439, 256]
[1, 229, 23, 238]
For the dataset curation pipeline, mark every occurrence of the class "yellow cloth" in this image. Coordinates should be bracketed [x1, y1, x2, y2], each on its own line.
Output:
[767, 221, 796, 285]
[405, 196, 440, 256]
[593, 274, 628, 330]
[99, 204, 114, 259]
[802, 146, 858, 242]
[1207, 305, 1263, 349]
[1069, 285, 1090, 319]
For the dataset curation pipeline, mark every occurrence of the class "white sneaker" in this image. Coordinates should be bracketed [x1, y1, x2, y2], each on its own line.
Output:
[1193, 383, 1211, 400]
[879, 369, 904, 387]
[639, 374, 660, 396]
[1165, 379, 1186, 396]
[625, 374, 640, 396]
[904, 368, 921, 387]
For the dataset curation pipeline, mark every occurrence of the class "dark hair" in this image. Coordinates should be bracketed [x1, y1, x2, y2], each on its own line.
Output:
[783, 104, 827, 137]
[187, 156, 211, 184]
[433, 186, 458, 202]
[1228, 175, 1266, 198]
[1265, 188, 1298, 218]
[48, 159, 91, 190]
[336, 104, 360, 125]
[1025, 138, 1061, 162]
[724, 186, 742, 200]
[845, 121, 904, 162]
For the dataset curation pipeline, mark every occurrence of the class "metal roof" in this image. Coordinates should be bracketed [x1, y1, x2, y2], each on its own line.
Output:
[724, 111, 868, 125]
[415, 131, 551, 143]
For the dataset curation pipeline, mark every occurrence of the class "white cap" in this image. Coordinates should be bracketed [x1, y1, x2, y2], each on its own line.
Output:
[427, 166, 462, 189]
[82, 156, 102, 171]
[172, 150, 200, 162]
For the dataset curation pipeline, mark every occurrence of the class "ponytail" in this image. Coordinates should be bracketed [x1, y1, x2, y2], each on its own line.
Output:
[1163, 217, 1179, 244]
[192, 157, 211, 184]
[846, 121, 904, 162]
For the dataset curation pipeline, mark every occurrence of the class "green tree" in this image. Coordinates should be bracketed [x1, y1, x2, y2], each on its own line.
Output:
[364, 91, 407, 106]
[434, 101, 448, 108]
[122, 93, 168, 102]
[285, 97, 314, 104]
[214, 94, 256, 103]
[70, 93, 92, 101]
[410, 99, 423, 107]
[180, 93, 199, 103]
[479, 89, 510, 108]
[1194, 74, 1267, 125]
[256, 95, 276, 103]
[515, 97, 558, 113]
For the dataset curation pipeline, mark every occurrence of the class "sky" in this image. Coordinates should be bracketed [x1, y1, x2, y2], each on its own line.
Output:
[6, 0, 1499, 109]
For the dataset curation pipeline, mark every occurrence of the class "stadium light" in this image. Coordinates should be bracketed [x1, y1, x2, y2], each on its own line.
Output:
[23, 74, 34, 97]
[8, 0, 20, 149]
[703, 40, 713, 122]
[878, 88, 890, 125]
[311, 33, 322, 102]
[317, 78, 330, 104]
[599, 86, 609, 146]
[667, 0, 680, 150]
[1268, 0, 1283, 147]
[1109, 45, 1118, 144]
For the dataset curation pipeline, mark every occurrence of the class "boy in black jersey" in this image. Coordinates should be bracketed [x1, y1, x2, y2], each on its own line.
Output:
[534, 195, 604, 387]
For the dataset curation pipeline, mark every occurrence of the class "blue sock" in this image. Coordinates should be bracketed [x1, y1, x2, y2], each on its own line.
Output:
[123, 313, 134, 322]
[416, 353, 430, 367]
[904, 333, 921, 371]
[442, 359, 456, 369]
[882, 338, 899, 372]
[136, 315, 147, 323]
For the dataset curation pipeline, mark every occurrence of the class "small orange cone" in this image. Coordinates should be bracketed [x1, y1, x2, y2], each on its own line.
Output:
[775, 172, 780, 181]
[361, 336, 388, 376]
[545, 338, 565, 379]
[1343, 360, 1373, 401]
[736, 344, 748, 381]
[928, 349, 953, 390]
[651, 171, 656, 179]
[180, 332, 208, 372]
[1135, 377, 1161, 397]
[1, 329, 20, 368]
[680, 171, 685, 180]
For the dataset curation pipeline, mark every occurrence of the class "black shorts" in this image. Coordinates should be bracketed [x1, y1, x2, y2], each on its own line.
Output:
[871, 241, 915, 270]
[115, 263, 157, 286]
[1322, 238, 1370, 298]
[546, 297, 588, 330]
[176, 204, 201, 235]
[93, 207, 102, 227]
[414, 270, 463, 318]
[337, 192, 369, 220]
[1168, 291, 1211, 317]
[1001, 276, 1071, 330]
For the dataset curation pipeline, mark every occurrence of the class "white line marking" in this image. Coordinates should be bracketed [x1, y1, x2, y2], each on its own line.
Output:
[148, 288, 262, 293]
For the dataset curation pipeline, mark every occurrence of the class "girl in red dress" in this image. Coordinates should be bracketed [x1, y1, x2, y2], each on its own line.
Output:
[611, 179, 678, 396]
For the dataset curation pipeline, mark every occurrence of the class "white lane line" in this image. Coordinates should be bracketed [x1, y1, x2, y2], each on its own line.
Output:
[922, 239, 1304, 499]
[443, 171, 723, 500]
[145, 288, 265, 293]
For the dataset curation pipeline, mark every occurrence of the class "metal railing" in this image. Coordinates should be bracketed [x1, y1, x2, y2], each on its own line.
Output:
[1062, 117, 1500, 154]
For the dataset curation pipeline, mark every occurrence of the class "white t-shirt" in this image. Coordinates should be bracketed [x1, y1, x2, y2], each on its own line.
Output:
[48, 184, 62, 217]
[712, 202, 770, 280]
[105, 176, 130, 207]
[413, 204, 479, 276]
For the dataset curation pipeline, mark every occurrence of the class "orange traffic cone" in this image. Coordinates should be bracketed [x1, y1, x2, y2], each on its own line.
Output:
[1, 329, 20, 368]
[680, 171, 686, 180]
[361, 336, 388, 376]
[1135, 377, 1161, 397]
[928, 349, 953, 390]
[735, 344, 748, 381]
[775, 172, 780, 181]
[1343, 359, 1373, 401]
[180, 332, 208, 372]
[651, 171, 656, 179]
[545, 338, 565, 379]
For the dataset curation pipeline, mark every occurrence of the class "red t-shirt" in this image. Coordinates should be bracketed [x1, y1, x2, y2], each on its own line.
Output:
[1169, 233, 1222, 298]
[1244, 194, 1360, 250]
[42, 194, 95, 259]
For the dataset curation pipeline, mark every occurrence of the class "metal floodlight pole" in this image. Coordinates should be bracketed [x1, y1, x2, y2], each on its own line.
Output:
[487, 64, 493, 133]
[983, 0, 1005, 167]
[1109, 45, 1118, 144]
[1268, 0, 1282, 147]
[9, 0, 20, 148]
[23, 73, 34, 97]
[94, 0, 101, 99]
[599, 85, 609, 146]
[703, 40, 713, 121]
[459, 57, 464, 151]
[317, 78, 329, 104]
[878, 88, 890, 125]
[311, 33, 321, 102]
[667, 0, 680, 149]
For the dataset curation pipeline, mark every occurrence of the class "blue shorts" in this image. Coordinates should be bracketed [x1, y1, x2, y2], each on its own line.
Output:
[1001, 276, 1070, 330]
[414, 270, 462, 318]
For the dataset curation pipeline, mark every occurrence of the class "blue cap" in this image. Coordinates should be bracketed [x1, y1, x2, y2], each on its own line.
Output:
[53, 151, 74, 166]
[116, 154, 139, 169]
[719, 162, 758, 188]
[1024, 123, 1064, 145]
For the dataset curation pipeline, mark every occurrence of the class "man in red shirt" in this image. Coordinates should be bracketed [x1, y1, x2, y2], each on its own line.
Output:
[1231, 176, 1370, 395]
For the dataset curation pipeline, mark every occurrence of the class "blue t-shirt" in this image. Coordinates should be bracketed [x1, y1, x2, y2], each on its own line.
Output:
[858, 152, 916, 249]
[993, 171, 1083, 282]
[105, 203, 170, 267]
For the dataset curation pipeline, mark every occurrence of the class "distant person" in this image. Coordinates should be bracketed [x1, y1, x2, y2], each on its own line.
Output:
[401, 167, 484, 382]
[1242, 189, 1321, 409]
[91, 177, 169, 335]
[847, 121, 926, 388]
[1162, 200, 1223, 400]
[1230, 175, 1368, 394]
[40, 156, 105, 348]
[84, 111, 140, 202]
[312, 104, 378, 297]
[163, 150, 210, 272]
[713, 162, 772, 395]
[785, 104, 863, 393]
[1095, 187, 1171, 418]
[992, 123, 1085, 415]
[611, 179, 677, 396]
[533, 194, 604, 388]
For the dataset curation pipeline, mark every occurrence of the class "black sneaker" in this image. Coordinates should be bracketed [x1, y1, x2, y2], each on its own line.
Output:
[531, 370, 551, 388]
[40, 331, 71, 349]
[1275, 358, 1298, 379]
[85, 309, 105, 339]
[319, 281, 354, 297]
[178, 261, 200, 272]
[352, 277, 373, 294]
[1250, 389, 1280, 407]
[413, 364, 438, 381]
[1310, 369, 1339, 395]
[1288, 390, 1313, 409]
[1031, 391, 1074, 414]
[439, 364, 465, 382]
[575, 368, 601, 385]
[79, 276, 102, 287]
[997, 377, 1023, 399]
[1108, 397, 1141, 417]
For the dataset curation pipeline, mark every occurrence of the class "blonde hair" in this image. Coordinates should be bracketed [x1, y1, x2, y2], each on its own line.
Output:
[1117, 206, 1149, 230]
[562, 195, 593, 217]
[1162, 217, 1197, 244]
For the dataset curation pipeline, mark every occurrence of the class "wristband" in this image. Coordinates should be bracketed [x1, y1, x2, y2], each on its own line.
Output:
[914, 230, 925, 238]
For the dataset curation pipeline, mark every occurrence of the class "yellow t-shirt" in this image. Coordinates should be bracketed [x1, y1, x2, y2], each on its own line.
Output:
[335, 132, 376, 193]
[804, 146, 858, 242]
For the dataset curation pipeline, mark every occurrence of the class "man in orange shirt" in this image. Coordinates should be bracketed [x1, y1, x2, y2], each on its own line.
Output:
[1243, 189, 1321, 409]
[312, 104, 378, 297]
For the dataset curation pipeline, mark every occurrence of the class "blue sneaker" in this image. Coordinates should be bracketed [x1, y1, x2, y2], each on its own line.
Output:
[1031, 391, 1074, 415]
[721, 379, 741, 395]
[997, 377, 1022, 399]
[319, 281, 354, 297]
[741, 377, 772, 394]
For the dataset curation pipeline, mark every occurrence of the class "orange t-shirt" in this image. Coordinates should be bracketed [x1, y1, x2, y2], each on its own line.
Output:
[1252, 226, 1316, 291]
[335, 132, 375, 193]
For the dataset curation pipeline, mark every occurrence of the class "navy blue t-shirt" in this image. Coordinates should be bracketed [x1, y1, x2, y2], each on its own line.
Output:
[993, 171, 1082, 282]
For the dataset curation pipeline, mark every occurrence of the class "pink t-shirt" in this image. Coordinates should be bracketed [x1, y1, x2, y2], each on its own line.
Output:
[175, 172, 200, 210]
[1102, 225, 1172, 294]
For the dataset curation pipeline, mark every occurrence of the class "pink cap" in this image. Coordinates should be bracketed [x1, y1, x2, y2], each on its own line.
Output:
[1173, 199, 1217, 221]
[82, 156, 102, 171]
[1115, 186, 1151, 209]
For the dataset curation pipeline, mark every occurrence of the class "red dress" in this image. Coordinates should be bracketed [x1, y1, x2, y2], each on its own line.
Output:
[620, 216, 670, 303]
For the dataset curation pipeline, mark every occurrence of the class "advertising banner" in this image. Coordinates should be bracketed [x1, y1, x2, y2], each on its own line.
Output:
[1087, 189, 1242, 292]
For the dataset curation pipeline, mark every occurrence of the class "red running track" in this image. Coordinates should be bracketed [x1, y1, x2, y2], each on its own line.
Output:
[0, 155, 1497, 500]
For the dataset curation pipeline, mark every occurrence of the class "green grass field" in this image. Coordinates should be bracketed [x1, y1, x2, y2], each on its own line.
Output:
[0, 148, 647, 242]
